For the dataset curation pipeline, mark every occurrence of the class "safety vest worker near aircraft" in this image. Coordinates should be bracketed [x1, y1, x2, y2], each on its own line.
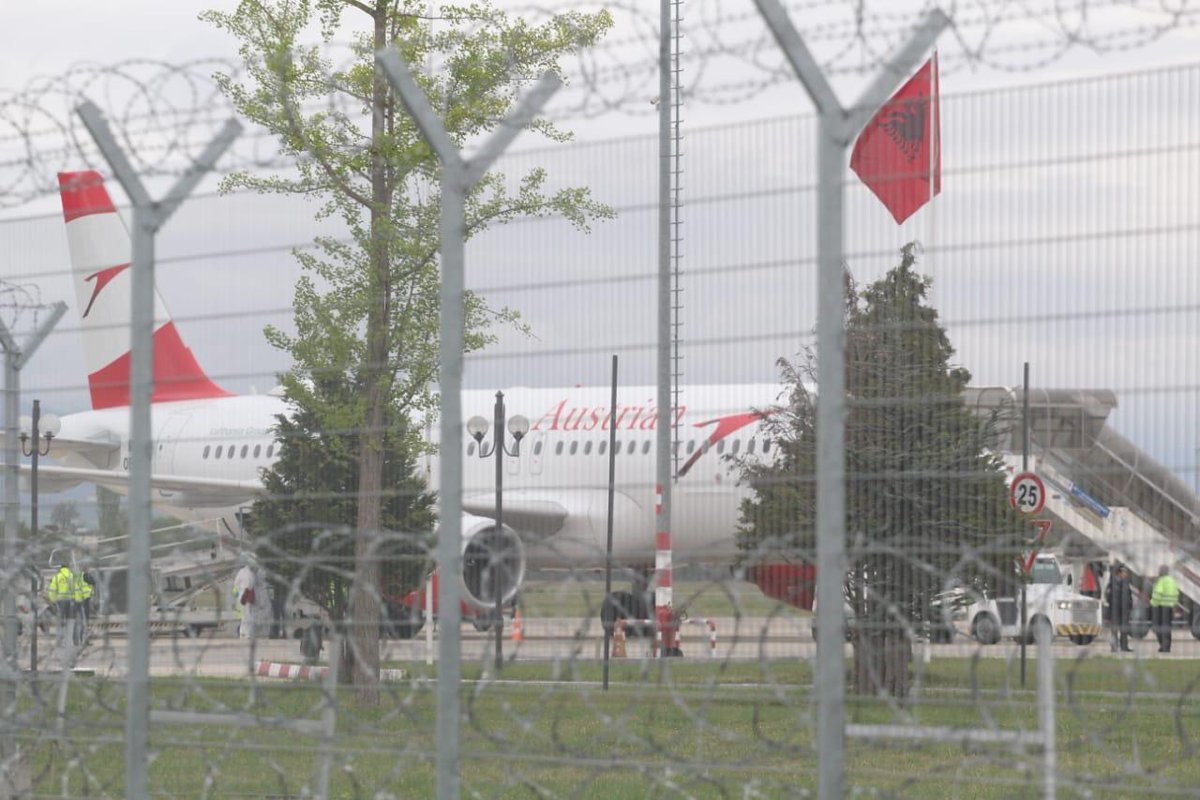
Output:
[73, 570, 94, 644]
[1151, 565, 1180, 654]
[46, 563, 76, 644]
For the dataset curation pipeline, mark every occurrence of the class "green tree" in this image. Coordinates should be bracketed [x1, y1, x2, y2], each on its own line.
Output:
[96, 487, 125, 538]
[738, 244, 1020, 697]
[252, 388, 436, 646]
[49, 501, 81, 535]
[205, 0, 611, 700]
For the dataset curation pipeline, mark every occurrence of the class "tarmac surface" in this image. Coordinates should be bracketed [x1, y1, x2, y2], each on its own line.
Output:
[18, 615, 1200, 679]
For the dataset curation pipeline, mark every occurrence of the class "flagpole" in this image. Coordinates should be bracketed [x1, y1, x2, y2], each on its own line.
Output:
[927, 50, 939, 277]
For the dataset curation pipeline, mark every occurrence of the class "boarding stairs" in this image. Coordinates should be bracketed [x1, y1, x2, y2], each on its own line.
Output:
[1004, 454, 1200, 608]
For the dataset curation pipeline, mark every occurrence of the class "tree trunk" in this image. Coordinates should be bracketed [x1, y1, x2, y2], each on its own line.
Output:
[851, 629, 913, 698]
[347, 0, 394, 706]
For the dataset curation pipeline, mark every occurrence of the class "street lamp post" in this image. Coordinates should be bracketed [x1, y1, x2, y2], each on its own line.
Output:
[467, 391, 529, 672]
[20, 399, 59, 672]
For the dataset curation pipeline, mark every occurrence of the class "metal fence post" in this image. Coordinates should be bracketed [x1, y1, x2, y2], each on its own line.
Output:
[75, 102, 240, 800]
[375, 46, 560, 800]
[751, 4, 949, 797]
[0, 302, 65, 797]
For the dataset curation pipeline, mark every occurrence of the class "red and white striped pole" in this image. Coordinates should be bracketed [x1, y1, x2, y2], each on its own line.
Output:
[681, 618, 718, 657]
[655, 483, 672, 608]
[655, 483, 674, 656]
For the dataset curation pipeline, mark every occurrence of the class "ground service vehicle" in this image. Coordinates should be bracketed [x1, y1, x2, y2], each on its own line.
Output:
[966, 554, 1103, 645]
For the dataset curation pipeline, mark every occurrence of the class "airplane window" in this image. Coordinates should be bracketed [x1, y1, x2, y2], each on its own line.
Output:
[642, 440, 651, 454]
[583, 441, 592, 455]
[702, 440, 711, 453]
[686, 440, 695, 454]
[731, 440, 741, 455]
[253, 445, 261, 458]
[763, 439, 771, 453]
[241, 445, 249, 459]
[717, 440, 725, 454]
[748, 438, 756, 454]
[215, 446, 223, 458]
[203, 445, 210, 459]
[467, 441, 476, 456]
[627, 441, 636, 455]
[534, 441, 543, 455]
[598, 441, 606, 455]
[228, 446, 236, 459]
[267, 444, 275, 458]
[555, 441, 563, 455]
[569, 441, 578, 455]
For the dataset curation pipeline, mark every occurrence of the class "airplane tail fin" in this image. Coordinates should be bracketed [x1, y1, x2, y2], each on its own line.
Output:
[58, 170, 232, 409]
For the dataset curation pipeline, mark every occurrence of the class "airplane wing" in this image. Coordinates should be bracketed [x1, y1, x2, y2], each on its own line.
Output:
[462, 490, 570, 537]
[25, 464, 263, 499]
[46, 435, 121, 464]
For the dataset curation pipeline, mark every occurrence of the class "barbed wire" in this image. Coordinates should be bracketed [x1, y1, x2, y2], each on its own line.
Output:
[0, 281, 54, 341]
[3, 45, 1200, 795]
[0, 0, 1195, 209]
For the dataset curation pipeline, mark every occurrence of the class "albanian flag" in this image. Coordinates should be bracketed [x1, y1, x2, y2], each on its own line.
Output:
[850, 55, 940, 224]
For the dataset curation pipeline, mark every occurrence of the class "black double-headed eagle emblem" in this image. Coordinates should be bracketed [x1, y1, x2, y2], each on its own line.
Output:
[878, 98, 928, 163]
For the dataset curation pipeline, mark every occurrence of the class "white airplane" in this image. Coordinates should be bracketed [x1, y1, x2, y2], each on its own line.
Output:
[37, 171, 811, 632]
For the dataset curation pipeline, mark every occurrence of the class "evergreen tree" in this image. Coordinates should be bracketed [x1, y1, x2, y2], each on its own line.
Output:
[739, 244, 1021, 697]
[252, 383, 436, 655]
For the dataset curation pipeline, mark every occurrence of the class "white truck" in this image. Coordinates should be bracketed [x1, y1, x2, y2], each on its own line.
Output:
[964, 554, 1103, 645]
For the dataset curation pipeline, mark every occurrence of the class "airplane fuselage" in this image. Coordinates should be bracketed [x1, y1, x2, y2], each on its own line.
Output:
[50, 384, 782, 568]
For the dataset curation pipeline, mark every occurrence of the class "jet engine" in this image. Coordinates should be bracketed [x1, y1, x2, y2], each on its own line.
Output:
[460, 514, 527, 611]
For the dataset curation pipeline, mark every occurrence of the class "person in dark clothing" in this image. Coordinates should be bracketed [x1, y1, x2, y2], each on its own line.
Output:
[1105, 565, 1133, 653]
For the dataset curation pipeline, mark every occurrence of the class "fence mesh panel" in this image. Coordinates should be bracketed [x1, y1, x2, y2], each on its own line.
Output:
[1, 23, 1199, 799]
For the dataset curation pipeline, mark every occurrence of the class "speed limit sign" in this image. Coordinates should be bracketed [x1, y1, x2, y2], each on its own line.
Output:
[1010, 471, 1046, 515]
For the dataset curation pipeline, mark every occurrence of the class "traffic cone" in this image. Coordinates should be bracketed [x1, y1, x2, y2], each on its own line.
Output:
[612, 620, 627, 658]
[511, 609, 523, 642]
[1081, 563, 1099, 597]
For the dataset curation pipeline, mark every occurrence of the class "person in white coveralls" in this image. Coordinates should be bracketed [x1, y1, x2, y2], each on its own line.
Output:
[232, 558, 263, 639]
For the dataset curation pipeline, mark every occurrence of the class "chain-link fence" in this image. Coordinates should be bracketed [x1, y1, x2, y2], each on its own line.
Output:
[2, 3, 1200, 797]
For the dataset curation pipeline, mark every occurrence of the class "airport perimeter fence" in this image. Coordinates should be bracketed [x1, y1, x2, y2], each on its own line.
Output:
[2, 16, 1200, 800]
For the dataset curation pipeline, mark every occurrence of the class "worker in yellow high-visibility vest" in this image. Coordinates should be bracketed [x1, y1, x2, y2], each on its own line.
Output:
[45, 559, 76, 646]
[1151, 564, 1180, 653]
[72, 569, 94, 645]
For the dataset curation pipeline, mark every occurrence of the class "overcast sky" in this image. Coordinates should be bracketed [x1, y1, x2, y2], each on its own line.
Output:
[2, 1, 1200, 487]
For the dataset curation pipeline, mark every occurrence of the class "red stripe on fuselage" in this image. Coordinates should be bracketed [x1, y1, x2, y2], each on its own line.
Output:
[58, 171, 117, 222]
[87, 321, 233, 409]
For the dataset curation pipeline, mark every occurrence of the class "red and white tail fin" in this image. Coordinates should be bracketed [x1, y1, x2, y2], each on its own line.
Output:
[58, 170, 232, 410]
